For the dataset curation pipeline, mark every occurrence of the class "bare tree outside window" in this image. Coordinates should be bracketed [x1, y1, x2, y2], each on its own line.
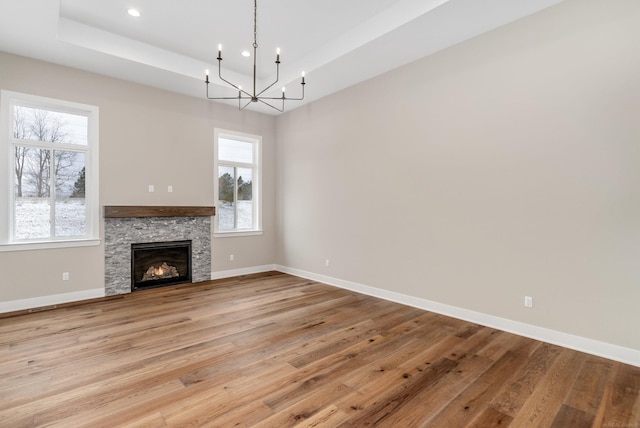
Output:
[12, 107, 29, 198]
[12, 105, 88, 240]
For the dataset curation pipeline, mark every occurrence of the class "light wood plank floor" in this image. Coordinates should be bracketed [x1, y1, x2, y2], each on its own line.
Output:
[0, 272, 638, 427]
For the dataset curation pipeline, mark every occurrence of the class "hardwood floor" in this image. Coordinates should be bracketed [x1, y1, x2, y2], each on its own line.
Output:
[0, 271, 638, 427]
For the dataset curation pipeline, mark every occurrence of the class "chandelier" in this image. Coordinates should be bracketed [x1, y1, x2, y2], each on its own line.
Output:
[205, 0, 306, 112]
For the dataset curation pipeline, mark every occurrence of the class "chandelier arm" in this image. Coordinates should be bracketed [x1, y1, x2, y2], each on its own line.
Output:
[206, 92, 251, 100]
[240, 98, 255, 111]
[207, 96, 250, 100]
[285, 83, 305, 101]
[255, 63, 280, 97]
[205, 60, 254, 100]
[206, 82, 250, 100]
[257, 98, 284, 113]
[260, 83, 305, 101]
[217, 60, 251, 97]
[261, 95, 304, 101]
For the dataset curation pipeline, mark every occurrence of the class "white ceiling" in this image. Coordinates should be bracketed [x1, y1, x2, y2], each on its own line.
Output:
[0, 0, 564, 114]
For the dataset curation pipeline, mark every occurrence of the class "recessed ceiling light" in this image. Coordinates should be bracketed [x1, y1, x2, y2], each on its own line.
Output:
[241, 50, 250, 57]
[128, 8, 141, 18]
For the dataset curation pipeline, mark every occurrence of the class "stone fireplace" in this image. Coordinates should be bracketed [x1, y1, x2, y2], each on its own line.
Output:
[104, 206, 214, 296]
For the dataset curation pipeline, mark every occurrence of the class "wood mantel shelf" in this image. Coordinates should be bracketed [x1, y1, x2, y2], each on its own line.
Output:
[104, 206, 215, 218]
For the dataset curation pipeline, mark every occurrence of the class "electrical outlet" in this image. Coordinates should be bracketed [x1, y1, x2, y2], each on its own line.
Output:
[325, 259, 330, 267]
[167, 185, 173, 193]
[230, 254, 234, 261]
[524, 296, 533, 308]
[62, 272, 69, 281]
[148, 184, 154, 192]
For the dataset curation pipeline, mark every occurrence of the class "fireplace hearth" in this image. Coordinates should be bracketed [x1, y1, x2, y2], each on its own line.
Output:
[131, 240, 192, 291]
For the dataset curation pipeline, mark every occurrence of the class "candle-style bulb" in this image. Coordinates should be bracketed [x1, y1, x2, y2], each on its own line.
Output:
[276, 47, 280, 55]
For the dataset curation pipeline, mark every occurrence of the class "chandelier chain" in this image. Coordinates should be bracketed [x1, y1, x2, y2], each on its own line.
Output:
[253, 0, 258, 48]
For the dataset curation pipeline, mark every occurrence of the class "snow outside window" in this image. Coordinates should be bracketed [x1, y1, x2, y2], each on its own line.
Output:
[214, 129, 262, 237]
[0, 91, 99, 251]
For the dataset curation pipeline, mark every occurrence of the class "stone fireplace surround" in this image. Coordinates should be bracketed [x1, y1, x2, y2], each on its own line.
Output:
[104, 206, 214, 296]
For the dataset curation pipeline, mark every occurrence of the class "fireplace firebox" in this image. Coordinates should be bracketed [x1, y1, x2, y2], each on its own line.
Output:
[131, 240, 192, 291]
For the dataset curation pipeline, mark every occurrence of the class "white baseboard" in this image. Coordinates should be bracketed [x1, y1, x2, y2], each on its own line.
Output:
[0, 288, 105, 314]
[4, 266, 637, 367]
[210, 264, 277, 280]
[0, 265, 276, 314]
[275, 265, 640, 367]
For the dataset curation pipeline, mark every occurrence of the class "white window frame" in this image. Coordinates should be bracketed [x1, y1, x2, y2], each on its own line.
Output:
[0, 90, 100, 252]
[213, 128, 262, 237]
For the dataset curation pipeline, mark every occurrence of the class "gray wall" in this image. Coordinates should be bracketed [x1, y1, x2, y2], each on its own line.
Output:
[275, 0, 640, 351]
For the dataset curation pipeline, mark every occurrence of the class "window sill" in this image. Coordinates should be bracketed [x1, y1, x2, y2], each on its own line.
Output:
[214, 230, 263, 238]
[0, 238, 101, 252]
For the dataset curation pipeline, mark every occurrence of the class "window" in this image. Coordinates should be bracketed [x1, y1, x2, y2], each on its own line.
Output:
[0, 91, 99, 250]
[214, 129, 261, 236]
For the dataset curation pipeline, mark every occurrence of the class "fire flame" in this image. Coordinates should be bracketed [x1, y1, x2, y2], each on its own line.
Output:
[155, 267, 164, 276]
